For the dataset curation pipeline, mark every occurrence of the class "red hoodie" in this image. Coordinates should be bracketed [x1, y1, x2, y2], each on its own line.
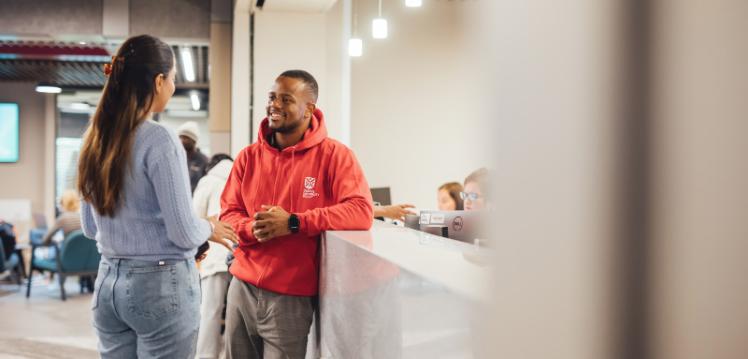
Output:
[220, 109, 373, 296]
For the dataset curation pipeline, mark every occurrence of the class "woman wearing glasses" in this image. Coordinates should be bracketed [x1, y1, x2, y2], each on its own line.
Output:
[462, 168, 489, 211]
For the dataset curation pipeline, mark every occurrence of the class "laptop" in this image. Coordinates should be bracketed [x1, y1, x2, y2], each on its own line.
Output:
[370, 187, 392, 206]
[418, 210, 483, 244]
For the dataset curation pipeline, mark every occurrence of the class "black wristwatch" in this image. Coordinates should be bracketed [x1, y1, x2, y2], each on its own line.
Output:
[288, 214, 300, 233]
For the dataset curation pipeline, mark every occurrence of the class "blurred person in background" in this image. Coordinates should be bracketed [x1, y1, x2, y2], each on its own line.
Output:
[178, 120, 209, 193]
[0, 219, 16, 263]
[41, 190, 82, 245]
[438, 182, 464, 211]
[462, 168, 490, 211]
[37, 190, 86, 287]
[193, 153, 234, 359]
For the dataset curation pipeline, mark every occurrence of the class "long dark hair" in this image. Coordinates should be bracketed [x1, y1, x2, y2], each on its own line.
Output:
[77, 35, 174, 216]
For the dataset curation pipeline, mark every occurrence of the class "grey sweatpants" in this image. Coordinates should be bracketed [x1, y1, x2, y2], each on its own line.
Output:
[225, 279, 315, 359]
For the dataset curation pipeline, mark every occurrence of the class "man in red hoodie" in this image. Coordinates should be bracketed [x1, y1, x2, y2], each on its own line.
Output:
[220, 70, 374, 358]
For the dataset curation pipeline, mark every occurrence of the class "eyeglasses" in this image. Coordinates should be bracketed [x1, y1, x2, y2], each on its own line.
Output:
[459, 191, 481, 201]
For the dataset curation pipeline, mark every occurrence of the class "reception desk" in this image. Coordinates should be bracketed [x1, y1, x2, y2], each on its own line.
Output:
[309, 221, 491, 358]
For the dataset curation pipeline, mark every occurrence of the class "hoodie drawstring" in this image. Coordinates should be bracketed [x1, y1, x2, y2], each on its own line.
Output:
[252, 148, 264, 215]
[271, 153, 280, 205]
[290, 148, 296, 212]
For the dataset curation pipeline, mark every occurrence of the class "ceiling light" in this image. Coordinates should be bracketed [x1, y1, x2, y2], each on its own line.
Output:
[190, 93, 200, 111]
[35, 85, 62, 94]
[405, 0, 422, 7]
[349, 38, 363, 57]
[180, 47, 196, 82]
[372, 18, 388, 39]
[372, 0, 388, 39]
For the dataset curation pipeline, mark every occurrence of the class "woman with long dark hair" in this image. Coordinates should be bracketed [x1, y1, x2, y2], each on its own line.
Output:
[78, 34, 237, 358]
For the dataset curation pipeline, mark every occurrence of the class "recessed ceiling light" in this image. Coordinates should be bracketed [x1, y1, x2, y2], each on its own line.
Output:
[180, 48, 196, 82]
[35, 85, 62, 94]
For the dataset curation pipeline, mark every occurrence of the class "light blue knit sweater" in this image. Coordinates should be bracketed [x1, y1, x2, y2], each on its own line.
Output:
[80, 120, 211, 261]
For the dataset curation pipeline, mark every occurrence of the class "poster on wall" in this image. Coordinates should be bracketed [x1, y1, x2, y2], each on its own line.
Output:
[0, 103, 20, 163]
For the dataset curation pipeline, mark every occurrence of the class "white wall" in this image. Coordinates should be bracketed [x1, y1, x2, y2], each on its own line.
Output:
[250, 1, 490, 209]
[250, 2, 348, 144]
[252, 10, 329, 143]
[323, 0, 347, 144]
[349, 1, 489, 209]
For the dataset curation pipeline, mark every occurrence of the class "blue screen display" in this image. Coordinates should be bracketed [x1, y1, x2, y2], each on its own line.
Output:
[0, 103, 20, 163]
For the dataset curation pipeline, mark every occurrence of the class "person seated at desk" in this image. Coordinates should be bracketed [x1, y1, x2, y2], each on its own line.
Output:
[437, 182, 464, 211]
[462, 168, 490, 211]
[41, 190, 82, 245]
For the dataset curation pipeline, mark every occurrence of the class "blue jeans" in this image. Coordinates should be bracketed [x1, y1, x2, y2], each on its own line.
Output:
[92, 257, 201, 358]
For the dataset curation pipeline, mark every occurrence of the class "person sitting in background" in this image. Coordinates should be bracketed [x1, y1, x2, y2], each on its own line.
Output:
[193, 153, 234, 359]
[437, 182, 464, 211]
[462, 168, 490, 211]
[0, 220, 16, 262]
[177, 120, 209, 193]
[41, 190, 82, 245]
[373, 204, 416, 221]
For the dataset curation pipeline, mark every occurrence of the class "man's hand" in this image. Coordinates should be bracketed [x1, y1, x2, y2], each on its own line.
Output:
[252, 205, 292, 242]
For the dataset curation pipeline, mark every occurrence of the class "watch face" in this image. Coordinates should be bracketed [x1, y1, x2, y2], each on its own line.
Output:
[289, 215, 300, 232]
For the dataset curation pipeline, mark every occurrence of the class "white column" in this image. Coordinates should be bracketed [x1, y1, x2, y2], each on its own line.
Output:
[43, 94, 56, 225]
[230, 0, 252, 156]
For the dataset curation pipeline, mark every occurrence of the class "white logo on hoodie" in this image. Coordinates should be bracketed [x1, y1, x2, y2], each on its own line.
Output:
[303, 177, 320, 198]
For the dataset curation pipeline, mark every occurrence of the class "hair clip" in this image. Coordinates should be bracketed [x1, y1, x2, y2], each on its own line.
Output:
[103, 56, 123, 77]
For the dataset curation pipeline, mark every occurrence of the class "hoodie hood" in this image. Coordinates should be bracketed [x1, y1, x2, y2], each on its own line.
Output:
[207, 159, 233, 181]
[258, 108, 328, 152]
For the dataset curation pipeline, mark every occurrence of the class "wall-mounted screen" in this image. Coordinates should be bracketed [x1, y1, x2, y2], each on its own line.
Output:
[0, 103, 20, 163]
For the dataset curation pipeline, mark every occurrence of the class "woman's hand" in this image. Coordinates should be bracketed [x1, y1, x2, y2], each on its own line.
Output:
[208, 216, 239, 251]
[374, 204, 416, 221]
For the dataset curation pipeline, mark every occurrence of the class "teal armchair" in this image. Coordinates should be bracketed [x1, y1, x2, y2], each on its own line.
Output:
[26, 230, 101, 300]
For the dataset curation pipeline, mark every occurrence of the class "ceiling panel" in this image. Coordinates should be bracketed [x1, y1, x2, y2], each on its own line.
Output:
[0, 40, 209, 90]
